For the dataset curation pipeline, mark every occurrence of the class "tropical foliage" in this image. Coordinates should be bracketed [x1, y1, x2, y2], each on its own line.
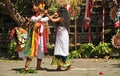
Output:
[8, 40, 17, 59]
[95, 42, 112, 57]
[69, 42, 112, 59]
[79, 43, 96, 58]
[69, 50, 81, 59]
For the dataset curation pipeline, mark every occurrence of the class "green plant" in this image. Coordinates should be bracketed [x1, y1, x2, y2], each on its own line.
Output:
[79, 43, 96, 58]
[95, 42, 112, 57]
[47, 44, 54, 49]
[20, 68, 37, 74]
[69, 50, 81, 59]
[8, 40, 17, 59]
[47, 44, 54, 56]
[48, 5, 58, 14]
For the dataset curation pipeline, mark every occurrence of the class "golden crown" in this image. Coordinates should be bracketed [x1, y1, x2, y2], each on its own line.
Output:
[39, 2, 45, 10]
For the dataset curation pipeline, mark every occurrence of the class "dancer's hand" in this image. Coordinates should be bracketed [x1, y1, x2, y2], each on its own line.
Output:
[44, 9, 48, 15]
[54, 13, 58, 17]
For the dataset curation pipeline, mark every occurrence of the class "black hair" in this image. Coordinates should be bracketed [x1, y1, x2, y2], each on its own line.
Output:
[58, 6, 70, 29]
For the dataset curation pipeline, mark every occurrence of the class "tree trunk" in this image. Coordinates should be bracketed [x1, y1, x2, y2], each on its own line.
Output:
[3, 0, 27, 26]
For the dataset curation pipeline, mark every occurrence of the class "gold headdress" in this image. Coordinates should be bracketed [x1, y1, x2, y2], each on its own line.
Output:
[39, 2, 45, 10]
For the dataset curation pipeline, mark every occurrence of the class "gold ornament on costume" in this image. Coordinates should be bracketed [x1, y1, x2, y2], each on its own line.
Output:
[68, 0, 81, 19]
[111, 31, 120, 48]
[39, 2, 45, 10]
[109, 6, 117, 21]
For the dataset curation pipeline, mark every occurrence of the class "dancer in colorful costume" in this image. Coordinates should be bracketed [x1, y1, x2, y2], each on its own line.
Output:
[24, 2, 49, 70]
[10, 25, 27, 59]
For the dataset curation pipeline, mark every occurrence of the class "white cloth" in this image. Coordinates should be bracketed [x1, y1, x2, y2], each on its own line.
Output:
[37, 24, 44, 59]
[18, 51, 24, 58]
[54, 26, 69, 56]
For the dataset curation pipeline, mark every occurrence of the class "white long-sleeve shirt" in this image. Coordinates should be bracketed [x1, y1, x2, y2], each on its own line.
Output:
[30, 15, 49, 23]
[30, 15, 49, 33]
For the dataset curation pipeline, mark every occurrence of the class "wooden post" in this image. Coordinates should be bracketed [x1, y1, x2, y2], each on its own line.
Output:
[102, 0, 105, 43]
[88, 26, 91, 43]
[74, 18, 77, 50]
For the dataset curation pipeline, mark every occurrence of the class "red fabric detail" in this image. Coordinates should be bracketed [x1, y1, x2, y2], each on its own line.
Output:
[38, 22, 48, 53]
[84, 0, 92, 29]
[43, 29, 48, 53]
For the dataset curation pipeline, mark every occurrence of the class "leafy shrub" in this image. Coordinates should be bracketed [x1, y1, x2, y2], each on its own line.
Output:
[69, 50, 81, 59]
[95, 42, 112, 57]
[8, 40, 17, 59]
[79, 43, 96, 58]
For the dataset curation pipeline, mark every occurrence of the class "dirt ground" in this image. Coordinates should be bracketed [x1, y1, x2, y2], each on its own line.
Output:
[0, 57, 120, 76]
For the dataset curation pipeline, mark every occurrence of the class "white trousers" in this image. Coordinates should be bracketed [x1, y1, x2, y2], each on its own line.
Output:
[37, 35, 44, 59]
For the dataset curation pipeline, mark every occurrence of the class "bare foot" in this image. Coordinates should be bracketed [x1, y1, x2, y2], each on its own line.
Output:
[56, 66, 62, 71]
[65, 65, 74, 71]
[24, 67, 29, 71]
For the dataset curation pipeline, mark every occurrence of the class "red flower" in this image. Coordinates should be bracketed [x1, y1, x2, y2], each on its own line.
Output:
[99, 72, 104, 75]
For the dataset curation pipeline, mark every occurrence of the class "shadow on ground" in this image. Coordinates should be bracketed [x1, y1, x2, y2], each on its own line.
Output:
[111, 64, 120, 68]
